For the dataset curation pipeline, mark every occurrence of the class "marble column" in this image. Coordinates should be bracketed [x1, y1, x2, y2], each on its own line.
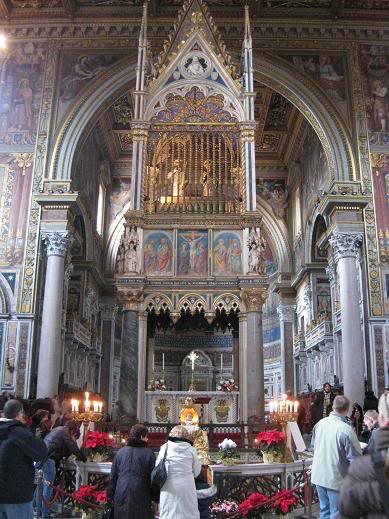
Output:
[329, 232, 365, 405]
[37, 231, 73, 398]
[99, 304, 118, 411]
[137, 311, 148, 421]
[119, 309, 139, 419]
[238, 312, 248, 422]
[241, 287, 267, 423]
[277, 302, 296, 395]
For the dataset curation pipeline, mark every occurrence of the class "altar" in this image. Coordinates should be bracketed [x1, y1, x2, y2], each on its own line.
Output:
[144, 390, 240, 424]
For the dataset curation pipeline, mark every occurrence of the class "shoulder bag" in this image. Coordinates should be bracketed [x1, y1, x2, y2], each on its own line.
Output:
[151, 443, 168, 489]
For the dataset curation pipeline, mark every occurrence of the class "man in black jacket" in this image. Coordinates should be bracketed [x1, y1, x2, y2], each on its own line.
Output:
[0, 399, 47, 519]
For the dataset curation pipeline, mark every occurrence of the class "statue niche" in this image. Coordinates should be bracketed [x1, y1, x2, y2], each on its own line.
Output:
[116, 226, 139, 275]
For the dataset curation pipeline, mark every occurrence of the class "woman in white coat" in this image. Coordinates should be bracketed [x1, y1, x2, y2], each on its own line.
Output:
[157, 424, 202, 519]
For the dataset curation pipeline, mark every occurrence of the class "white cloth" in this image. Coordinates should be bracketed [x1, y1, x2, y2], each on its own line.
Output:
[157, 439, 202, 519]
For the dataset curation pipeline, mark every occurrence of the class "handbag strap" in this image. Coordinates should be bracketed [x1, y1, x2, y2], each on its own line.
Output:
[372, 449, 389, 518]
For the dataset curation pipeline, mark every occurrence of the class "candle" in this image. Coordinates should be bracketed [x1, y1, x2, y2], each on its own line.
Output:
[231, 354, 234, 373]
[274, 401, 278, 412]
[294, 400, 299, 413]
[152, 353, 155, 373]
[162, 353, 165, 372]
[269, 401, 274, 413]
[71, 399, 76, 412]
[93, 401, 98, 413]
[84, 391, 90, 412]
[220, 353, 223, 371]
[75, 400, 79, 413]
[99, 402, 103, 413]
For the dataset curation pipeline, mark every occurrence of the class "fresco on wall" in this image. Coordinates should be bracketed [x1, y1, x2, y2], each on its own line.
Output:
[0, 42, 46, 146]
[263, 241, 277, 276]
[360, 45, 389, 146]
[107, 177, 131, 222]
[0, 154, 34, 266]
[371, 154, 389, 264]
[256, 179, 288, 219]
[144, 231, 174, 276]
[284, 54, 347, 116]
[300, 129, 329, 221]
[212, 231, 242, 275]
[177, 230, 208, 276]
[57, 53, 122, 122]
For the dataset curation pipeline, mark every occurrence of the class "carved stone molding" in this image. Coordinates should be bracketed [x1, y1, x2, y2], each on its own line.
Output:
[99, 303, 119, 320]
[302, 285, 312, 311]
[240, 287, 268, 312]
[277, 302, 296, 322]
[329, 232, 363, 263]
[117, 287, 144, 311]
[325, 264, 336, 289]
[41, 231, 73, 258]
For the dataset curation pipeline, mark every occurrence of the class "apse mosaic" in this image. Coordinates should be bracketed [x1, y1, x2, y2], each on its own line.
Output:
[177, 230, 208, 276]
[212, 231, 242, 275]
[143, 231, 174, 276]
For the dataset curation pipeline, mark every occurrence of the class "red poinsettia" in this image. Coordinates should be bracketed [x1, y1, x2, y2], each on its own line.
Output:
[73, 485, 99, 502]
[84, 431, 114, 449]
[271, 489, 298, 515]
[94, 490, 108, 504]
[254, 429, 286, 453]
[238, 492, 269, 516]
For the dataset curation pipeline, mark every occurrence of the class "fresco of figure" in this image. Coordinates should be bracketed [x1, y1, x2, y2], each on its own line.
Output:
[213, 238, 228, 274]
[227, 238, 242, 274]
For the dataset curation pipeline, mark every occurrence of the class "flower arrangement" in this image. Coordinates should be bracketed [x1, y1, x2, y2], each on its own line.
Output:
[72, 486, 112, 519]
[211, 499, 239, 517]
[147, 378, 166, 391]
[217, 378, 238, 392]
[254, 429, 286, 463]
[238, 488, 298, 517]
[216, 438, 240, 465]
[83, 431, 114, 462]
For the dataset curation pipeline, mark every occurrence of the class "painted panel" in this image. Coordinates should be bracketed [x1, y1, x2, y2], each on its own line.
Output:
[371, 154, 389, 266]
[143, 231, 174, 276]
[212, 231, 242, 275]
[360, 45, 389, 146]
[284, 54, 347, 116]
[177, 230, 208, 276]
[0, 155, 33, 266]
[107, 177, 131, 222]
[0, 43, 46, 146]
[256, 179, 288, 219]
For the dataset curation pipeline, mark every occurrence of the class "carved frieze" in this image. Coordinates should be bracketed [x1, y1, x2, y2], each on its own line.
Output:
[329, 232, 363, 262]
[41, 231, 74, 258]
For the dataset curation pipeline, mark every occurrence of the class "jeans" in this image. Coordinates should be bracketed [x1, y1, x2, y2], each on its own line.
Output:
[0, 502, 34, 519]
[316, 485, 339, 519]
[34, 458, 56, 517]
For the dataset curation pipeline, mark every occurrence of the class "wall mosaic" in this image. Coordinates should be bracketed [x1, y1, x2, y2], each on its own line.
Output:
[360, 44, 389, 146]
[0, 154, 34, 266]
[212, 231, 242, 275]
[0, 42, 46, 146]
[283, 54, 348, 118]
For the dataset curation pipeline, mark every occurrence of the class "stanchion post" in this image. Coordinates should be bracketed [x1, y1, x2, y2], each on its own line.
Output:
[36, 469, 43, 518]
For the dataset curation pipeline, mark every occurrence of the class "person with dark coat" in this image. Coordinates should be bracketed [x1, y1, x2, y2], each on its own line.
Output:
[195, 474, 217, 519]
[350, 402, 364, 438]
[363, 390, 379, 412]
[29, 409, 52, 439]
[107, 424, 156, 519]
[0, 399, 47, 519]
[35, 420, 86, 517]
[338, 393, 389, 519]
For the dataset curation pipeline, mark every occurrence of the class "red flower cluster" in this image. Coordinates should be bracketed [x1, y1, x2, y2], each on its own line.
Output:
[84, 431, 114, 449]
[255, 429, 285, 448]
[238, 492, 268, 516]
[272, 490, 298, 515]
[73, 485, 107, 503]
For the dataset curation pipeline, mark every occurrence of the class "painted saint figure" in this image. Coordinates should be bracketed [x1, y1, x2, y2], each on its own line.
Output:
[157, 238, 172, 273]
[227, 238, 242, 274]
[214, 239, 228, 274]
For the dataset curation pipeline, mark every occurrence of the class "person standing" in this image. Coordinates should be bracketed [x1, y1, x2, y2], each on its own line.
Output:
[107, 424, 156, 519]
[311, 395, 362, 519]
[157, 425, 201, 519]
[0, 399, 47, 519]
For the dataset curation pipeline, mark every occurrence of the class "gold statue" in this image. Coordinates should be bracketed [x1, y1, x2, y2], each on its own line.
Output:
[179, 398, 210, 465]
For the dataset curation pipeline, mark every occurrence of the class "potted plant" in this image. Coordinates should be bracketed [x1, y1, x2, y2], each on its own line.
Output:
[211, 499, 239, 517]
[238, 492, 269, 518]
[147, 378, 166, 391]
[216, 438, 240, 465]
[270, 489, 298, 517]
[83, 431, 114, 462]
[254, 429, 286, 464]
[72, 485, 112, 519]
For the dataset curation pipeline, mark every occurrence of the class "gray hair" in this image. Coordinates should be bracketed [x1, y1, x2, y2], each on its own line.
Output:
[333, 395, 350, 413]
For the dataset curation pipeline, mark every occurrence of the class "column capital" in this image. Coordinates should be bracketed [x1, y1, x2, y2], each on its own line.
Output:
[117, 287, 144, 311]
[277, 301, 296, 322]
[329, 232, 363, 262]
[42, 231, 73, 258]
[240, 287, 268, 312]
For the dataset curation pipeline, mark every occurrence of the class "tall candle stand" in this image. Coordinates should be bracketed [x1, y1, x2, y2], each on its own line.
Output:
[268, 395, 299, 462]
[71, 392, 104, 441]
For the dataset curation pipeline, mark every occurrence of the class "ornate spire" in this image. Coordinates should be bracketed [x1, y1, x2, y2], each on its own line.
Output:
[134, 2, 149, 120]
[150, 0, 238, 84]
[242, 3, 254, 120]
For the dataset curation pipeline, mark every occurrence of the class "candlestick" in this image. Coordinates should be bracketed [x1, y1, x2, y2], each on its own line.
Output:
[152, 352, 155, 373]
[294, 400, 299, 413]
[231, 353, 234, 373]
[162, 353, 165, 372]
[220, 353, 223, 371]
[93, 401, 98, 413]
